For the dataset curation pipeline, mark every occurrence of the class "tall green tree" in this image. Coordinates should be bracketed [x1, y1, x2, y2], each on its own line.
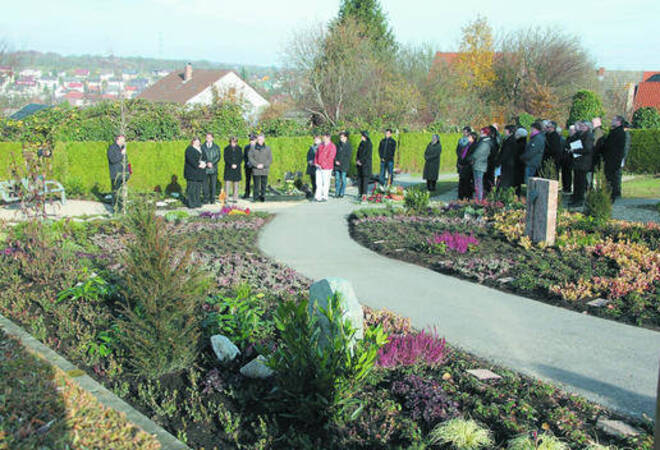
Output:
[334, 0, 397, 55]
[567, 90, 605, 125]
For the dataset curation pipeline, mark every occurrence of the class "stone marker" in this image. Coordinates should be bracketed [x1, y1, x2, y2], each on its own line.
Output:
[587, 298, 610, 308]
[497, 277, 515, 284]
[210, 334, 240, 363]
[309, 278, 364, 345]
[525, 177, 559, 245]
[240, 355, 274, 379]
[596, 418, 640, 438]
[467, 369, 502, 381]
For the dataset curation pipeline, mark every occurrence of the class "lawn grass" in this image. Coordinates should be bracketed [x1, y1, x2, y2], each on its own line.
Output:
[0, 330, 160, 449]
[622, 174, 660, 199]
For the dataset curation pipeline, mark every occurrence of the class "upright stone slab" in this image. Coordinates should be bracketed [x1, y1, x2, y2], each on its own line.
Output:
[525, 177, 559, 245]
[309, 278, 364, 346]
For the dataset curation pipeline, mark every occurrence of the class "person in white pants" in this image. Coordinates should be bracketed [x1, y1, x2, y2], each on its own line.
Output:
[314, 133, 337, 202]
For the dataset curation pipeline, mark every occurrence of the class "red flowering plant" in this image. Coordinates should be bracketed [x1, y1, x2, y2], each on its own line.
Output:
[377, 329, 447, 368]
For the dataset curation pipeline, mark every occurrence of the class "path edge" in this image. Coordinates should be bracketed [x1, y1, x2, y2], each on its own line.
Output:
[0, 313, 189, 450]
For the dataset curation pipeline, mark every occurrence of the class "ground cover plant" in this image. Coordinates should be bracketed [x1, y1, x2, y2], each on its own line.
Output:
[0, 205, 654, 448]
[349, 199, 660, 330]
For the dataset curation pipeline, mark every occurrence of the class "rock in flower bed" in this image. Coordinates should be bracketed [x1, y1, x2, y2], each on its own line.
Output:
[0, 211, 654, 448]
[350, 200, 660, 330]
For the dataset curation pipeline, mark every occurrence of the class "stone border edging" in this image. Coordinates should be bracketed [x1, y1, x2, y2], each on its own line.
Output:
[0, 313, 189, 450]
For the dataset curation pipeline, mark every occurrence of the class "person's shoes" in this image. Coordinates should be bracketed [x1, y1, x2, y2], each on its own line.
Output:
[259, 197, 265, 202]
[242, 194, 250, 199]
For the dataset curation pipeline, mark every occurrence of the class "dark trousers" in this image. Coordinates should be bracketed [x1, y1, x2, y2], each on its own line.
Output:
[561, 161, 573, 192]
[186, 180, 203, 208]
[253, 175, 267, 201]
[457, 167, 473, 200]
[202, 173, 217, 204]
[426, 179, 437, 191]
[357, 175, 369, 196]
[309, 172, 317, 195]
[572, 170, 587, 203]
[111, 177, 126, 210]
[244, 166, 253, 197]
[606, 167, 622, 200]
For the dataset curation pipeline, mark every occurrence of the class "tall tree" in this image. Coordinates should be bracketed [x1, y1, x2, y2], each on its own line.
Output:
[456, 16, 496, 90]
[334, 0, 397, 55]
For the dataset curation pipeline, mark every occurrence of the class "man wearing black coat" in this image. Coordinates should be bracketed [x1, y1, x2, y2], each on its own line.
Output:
[334, 131, 353, 198]
[600, 116, 627, 201]
[569, 121, 594, 207]
[107, 135, 129, 192]
[545, 121, 562, 179]
[242, 134, 256, 199]
[356, 131, 373, 200]
[202, 133, 221, 204]
[378, 129, 396, 186]
[184, 137, 206, 208]
[497, 125, 519, 192]
[484, 125, 501, 194]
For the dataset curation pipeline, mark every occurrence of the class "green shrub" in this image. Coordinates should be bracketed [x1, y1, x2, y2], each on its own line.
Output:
[518, 112, 535, 130]
[507, 433, 569, 450]
[163, 210, 189, 223]
[626, 129, 660, 173]
[267, 295, 388, 426]
[404, 186, 430, 212]
[567, 90, 605, 125]
[62, 176, 87, 198]
[428, 418, 493, 449]
[585, 169, 612, 223]
[632, 106, 660, 129]
[116, 201, 210, 379]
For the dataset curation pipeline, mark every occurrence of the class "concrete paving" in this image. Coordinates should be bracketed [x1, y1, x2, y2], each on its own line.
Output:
[258, 188, 660, 418]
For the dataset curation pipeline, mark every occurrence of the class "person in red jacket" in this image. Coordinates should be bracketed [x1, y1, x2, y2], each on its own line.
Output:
[314, 132, 337, 202]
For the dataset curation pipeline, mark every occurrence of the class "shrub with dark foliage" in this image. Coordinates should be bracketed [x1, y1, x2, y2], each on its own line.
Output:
[391, 374, 460, 426]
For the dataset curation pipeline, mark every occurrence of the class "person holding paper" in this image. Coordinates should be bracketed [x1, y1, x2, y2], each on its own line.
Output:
[569, 121, 594, 207]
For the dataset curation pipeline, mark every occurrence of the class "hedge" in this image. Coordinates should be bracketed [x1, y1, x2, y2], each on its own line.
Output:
[2, 129, 655, 195]
[627, 129, 660, 174]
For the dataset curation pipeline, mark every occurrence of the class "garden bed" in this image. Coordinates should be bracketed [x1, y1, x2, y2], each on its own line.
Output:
[0, 209, 654, 448]
[349, 200, 660, 331]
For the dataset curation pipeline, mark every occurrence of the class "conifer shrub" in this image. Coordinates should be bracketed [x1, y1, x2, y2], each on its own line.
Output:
[116, 201, 210, 379]
[584, 168, 612, 223]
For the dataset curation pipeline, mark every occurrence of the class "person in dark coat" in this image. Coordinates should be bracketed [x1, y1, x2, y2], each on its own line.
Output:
[201, 132, 221, 204]
[223, 137, 243, 203]
[469, 128, 492, 201]
[600, 115, 627, 201]
[378, 128, 396, 186]
[484, 125, 501, 194]
[544, 121, 562, 180]
[561, 125, 579, 193]
[247, 134, 272, 202]
[184, 137, 206, 208]
[306, 136, 320, 196]
[456, 127, 474, 200]
[497, 125, 519, 192]
[242, 134, 256, 199]
[356, 131, 373, 201]
[334, 131, 353, 198]
[520, 122, 545, 185]
[423, 134, 442, 191]
[569, 121, 594, 206]
[107, 134, 130, 193]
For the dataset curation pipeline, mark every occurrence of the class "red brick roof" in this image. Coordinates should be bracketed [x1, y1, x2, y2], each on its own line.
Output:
[634, 81, 660, 110]
[642, 71, 660, 82]
[138, 68, 232, 104]
[433, 52, 460, 66]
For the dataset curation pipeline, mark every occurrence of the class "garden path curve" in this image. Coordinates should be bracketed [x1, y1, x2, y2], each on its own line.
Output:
[258, 194, 660, 419]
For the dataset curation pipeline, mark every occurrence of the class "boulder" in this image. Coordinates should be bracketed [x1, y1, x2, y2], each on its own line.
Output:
[210, 334, 240, 363]
[309, 278, 364, 346]
[240, 355, 274, 379]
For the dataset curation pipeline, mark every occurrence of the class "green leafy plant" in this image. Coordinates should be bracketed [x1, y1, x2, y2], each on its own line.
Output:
[164, 210, 189, 223]
[584, 168, 612, 223]
[267, 295, 388, 426]
[428, 418, 494, 449]
[56, 269, 115, 304]
[632, 106, 660, 129]
[404, 186, 430, 212]
[116, 201, 210, 379]
[87, 324, 119, 358]
[507, 432, 569, 450]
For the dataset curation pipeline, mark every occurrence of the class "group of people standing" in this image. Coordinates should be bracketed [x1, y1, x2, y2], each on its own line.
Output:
[454, 116, 630, 205]
[305, 129, 398, 202]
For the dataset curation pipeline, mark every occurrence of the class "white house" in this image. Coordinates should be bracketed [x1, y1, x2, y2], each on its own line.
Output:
[138, 64, 270, 121]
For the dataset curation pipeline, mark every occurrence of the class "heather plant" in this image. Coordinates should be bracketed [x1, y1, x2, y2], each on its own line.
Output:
[116, 201, 210, 379]
[424, 231, 479, 255]
[267, 295, 388, 426]
[363, 306, 413, 335]
[391, 373, 460, 425]
[377, 329, 447, 368]
[429, 418, 494, 449]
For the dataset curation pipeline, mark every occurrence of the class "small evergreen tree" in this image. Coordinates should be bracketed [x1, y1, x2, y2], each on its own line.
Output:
[584, 168, 612, 223]
[632, 106, 660, 129]
[567, 90, 605, 125]
[117, 201, 209, 379]
[334, 0, 397, 55]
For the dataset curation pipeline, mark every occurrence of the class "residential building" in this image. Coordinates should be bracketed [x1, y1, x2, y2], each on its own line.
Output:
[633, 71, 660, 111]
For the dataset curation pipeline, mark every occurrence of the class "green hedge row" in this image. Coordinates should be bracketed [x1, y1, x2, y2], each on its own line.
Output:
[627, 129, 660, 174]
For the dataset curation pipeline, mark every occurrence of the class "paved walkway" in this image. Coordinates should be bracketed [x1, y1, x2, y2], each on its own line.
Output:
[259, 183, 660, 418]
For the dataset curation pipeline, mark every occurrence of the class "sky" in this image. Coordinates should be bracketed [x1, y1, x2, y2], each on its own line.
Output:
[2, 0, 658, 70]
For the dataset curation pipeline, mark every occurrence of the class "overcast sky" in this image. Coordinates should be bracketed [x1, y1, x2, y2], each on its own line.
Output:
[2, 0, 658, 70]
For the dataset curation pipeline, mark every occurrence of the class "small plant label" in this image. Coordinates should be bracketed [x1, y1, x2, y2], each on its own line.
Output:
[467, 369, 502, 381]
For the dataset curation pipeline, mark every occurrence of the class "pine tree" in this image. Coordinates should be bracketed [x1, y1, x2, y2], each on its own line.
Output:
[334, 0, 397, 55]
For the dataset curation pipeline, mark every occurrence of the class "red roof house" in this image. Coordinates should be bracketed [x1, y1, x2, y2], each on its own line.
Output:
[633, 71, 660, 110]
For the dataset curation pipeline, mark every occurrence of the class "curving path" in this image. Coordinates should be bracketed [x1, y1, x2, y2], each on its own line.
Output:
[258, 190, 660, 418]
